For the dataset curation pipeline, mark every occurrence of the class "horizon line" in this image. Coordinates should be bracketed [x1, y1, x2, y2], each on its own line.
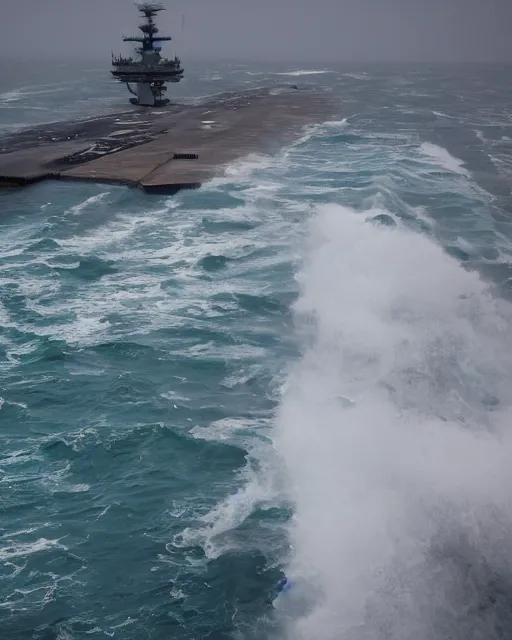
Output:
[3, 55, 512, 66]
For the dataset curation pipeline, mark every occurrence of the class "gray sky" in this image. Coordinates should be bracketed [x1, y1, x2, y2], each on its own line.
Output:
[2, 0, 512, 63]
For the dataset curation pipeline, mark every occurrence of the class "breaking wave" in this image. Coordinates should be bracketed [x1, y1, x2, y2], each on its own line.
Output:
[274, 70, 335, 77]
[274, 204, 512, 639]
[419, 142, 469, 176]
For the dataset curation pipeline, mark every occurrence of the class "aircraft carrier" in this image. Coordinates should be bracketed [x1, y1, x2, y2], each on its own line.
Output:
[110, 2, 184, 107]
[0, 3, 336, 194]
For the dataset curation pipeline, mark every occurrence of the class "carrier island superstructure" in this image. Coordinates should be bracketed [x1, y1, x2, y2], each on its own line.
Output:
[111, 2, 184, 107]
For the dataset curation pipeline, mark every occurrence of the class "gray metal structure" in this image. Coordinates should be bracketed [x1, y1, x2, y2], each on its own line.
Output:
[111, 2, 184, 107]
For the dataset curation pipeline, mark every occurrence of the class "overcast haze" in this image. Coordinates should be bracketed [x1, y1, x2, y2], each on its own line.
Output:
[2, 0, 512, 63]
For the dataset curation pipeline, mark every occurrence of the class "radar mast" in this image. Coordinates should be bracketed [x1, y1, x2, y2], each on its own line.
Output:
[111, 2, 184, 107]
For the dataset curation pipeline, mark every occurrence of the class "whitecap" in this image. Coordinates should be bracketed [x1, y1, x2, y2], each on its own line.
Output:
[66, 192, 110, 216]
[419, 142, 469, 175]
[274, 70, 335, 77]
[0, 89, 22, 103]
[274, 203, 512, 638]
[0, 537, 62, 561]
[433, 110, 457, 119]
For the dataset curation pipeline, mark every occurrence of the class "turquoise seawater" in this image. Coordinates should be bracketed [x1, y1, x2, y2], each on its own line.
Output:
[2, 61, 512, 639]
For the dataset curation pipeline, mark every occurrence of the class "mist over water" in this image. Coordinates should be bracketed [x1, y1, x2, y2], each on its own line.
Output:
[275, 206, 512, 638]
[2, 62, 512, 639]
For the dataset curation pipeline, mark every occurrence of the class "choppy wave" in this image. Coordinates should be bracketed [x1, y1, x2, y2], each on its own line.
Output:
[274, 70, 335, 77]
[0, 89, 23, 104]
[419, 142, 469, 175]
[2, 62, 512, 639]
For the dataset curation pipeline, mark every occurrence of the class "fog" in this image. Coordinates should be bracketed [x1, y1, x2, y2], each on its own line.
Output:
[1, 0, 512, 63]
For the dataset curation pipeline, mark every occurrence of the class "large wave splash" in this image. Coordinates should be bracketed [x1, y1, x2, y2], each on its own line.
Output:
[274, 204, 512, 639]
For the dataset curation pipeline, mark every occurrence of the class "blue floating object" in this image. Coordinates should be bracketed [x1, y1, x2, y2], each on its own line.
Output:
[278, 577, 294, 594]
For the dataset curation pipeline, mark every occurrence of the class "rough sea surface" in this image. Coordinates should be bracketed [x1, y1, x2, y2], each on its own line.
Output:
[2, 60, 512, 639]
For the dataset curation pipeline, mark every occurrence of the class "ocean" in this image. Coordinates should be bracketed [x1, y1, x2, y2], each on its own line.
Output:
[2, 60, 512, 640]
